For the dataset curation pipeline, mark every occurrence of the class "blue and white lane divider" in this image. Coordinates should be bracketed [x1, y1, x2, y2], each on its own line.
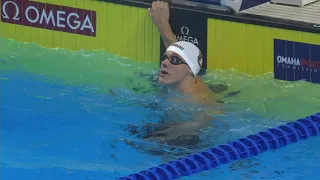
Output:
[119, 112, 320, 180]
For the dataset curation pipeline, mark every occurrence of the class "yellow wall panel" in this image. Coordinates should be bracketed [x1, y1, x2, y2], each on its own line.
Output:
[310, 32, 320, 45]
[277, 29, 287, 41]
[144, 12, 153, 61]
[129, 7, 138, 60]
[302, 33, 311, 43]
[3, 0, 318, 71]
[246, 24, 255, 75]
[221, 21, 230, 70]
[206, 19, 215, 70]
[1, 22, 16, 41]
[0, 0, 160, 62]
[261, 27, 272, 74]
[207, 18, 320, 76]
[211, 19, 223, 69]
[137, 9, 146, 62]
[229, 22, 239, 70]
[113, 4, 123, 55]
[96, 2, 108, 50]
[106, 3, 116, 53]
[237, 23, 247, 73]
[253, 27, 262, 75]
[121, 7, 131, 58]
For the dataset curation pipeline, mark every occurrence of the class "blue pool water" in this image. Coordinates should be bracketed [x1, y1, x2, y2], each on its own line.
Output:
[1, 38, 320, 179]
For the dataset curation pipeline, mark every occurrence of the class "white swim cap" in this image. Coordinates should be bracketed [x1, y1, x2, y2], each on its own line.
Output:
[166, 41, 203, 76]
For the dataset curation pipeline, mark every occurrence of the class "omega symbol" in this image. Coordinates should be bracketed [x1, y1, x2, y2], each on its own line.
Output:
[180, 26, 189, 35]
[2, 1, 20, 20]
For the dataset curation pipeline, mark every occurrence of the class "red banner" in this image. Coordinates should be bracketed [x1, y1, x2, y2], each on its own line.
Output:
[1, 0, 96, 37]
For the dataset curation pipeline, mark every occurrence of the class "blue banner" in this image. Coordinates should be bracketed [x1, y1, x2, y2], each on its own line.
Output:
[274, 39, 320, 84]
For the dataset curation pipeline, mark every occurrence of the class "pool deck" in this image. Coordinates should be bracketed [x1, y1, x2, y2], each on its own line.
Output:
[239, 1, 320, 25]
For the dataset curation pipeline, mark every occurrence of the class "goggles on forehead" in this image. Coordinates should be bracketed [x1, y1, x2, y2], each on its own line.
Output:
[161, 53, 188, 66]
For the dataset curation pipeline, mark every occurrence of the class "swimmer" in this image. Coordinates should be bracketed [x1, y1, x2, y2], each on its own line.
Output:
[124, 1, 228, 153]
[149, 1, 216, 101]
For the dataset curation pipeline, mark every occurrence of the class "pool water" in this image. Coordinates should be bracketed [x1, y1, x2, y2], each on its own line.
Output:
[1, 37, 320, 180]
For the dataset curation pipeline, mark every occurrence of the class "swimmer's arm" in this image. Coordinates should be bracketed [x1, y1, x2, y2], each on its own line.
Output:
[193, 99, 225, 127]
[194, 111, 215, 127]
[149, 1, 177, 48]
[170, 110, 216, 131]
[157, 22, 177, 49]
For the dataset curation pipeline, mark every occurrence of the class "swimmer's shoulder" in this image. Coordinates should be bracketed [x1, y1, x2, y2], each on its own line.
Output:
[195, 85, 219, 104]
[192, 92, 218, 106]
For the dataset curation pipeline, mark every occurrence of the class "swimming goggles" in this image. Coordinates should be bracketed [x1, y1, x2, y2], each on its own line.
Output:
[161, 53, 188, 66]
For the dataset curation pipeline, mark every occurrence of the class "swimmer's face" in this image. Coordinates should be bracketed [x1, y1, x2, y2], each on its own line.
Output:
[158, 51, 193, 86]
